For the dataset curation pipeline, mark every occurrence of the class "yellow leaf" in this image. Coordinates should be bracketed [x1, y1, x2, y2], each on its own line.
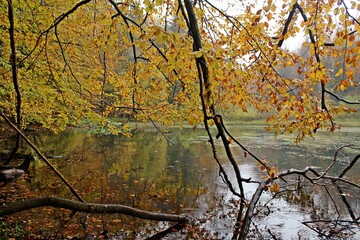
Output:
[351, 1, 356, 9]
[335, 68, 343, 77]
[155, 0, 163, 6]
[339, 13, 345, 22]
[193, 50, 203, 58]
[253, 26, 262, 35]
[208, 118, 214, 126]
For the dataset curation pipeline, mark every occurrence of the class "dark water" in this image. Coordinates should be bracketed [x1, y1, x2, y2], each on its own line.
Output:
[1, 125, 360, 239]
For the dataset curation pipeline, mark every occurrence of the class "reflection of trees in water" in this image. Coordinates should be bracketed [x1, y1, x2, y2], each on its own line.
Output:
[1, 128, 359, 238]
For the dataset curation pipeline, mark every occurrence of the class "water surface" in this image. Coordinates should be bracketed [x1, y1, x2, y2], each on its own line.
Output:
[1, 125, 359, 239]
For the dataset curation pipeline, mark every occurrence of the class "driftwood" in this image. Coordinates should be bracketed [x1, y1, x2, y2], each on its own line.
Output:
[0, 196, 187, 223]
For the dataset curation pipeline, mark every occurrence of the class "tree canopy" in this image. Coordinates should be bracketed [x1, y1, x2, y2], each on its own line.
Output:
[1, 0, 358, 139]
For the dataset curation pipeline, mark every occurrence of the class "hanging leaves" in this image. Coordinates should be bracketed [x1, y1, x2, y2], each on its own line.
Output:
[0, 0, 358, 139]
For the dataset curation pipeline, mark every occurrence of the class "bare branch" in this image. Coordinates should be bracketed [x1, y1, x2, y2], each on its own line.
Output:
[0, 196, 187, 222]
[336, 185, 357, 221]
[239, 181, 267, 240]
[317, 145, 352, 179]
[54, 26, 82, 92]
[341, 0, 360, 26]
[339, 154, 360, 178]
[325, 89, 360, 105]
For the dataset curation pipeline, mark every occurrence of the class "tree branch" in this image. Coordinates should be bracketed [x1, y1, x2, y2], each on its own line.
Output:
[339, 154, 360, 178]
[0, 111, 84, 202]
[325, 89, 360, 105]
[6, 0, 21, 163]
[0, 196, 187, 222]
[277, 2, 298, 48]
[341, 0, 360, 26]
[239, 181, 267, 240]
[19, 0, 92, 66]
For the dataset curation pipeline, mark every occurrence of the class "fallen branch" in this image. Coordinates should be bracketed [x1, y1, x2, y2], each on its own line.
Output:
[146, 222, 187, 239]
[0, 196, 187, 222]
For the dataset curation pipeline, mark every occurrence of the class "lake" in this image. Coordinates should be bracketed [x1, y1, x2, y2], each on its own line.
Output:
[1, 124, 359, 239]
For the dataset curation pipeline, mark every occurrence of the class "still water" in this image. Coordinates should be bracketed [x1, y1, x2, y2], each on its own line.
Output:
[2, 125, 360, 239]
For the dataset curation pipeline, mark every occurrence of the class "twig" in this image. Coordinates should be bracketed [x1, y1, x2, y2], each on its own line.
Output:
[339, 154, 360, 178]
[325, 90, 360, 105]
[267, 228, 279, 240]
[336, 185, 357, 220]
[317, 145, 352, 179]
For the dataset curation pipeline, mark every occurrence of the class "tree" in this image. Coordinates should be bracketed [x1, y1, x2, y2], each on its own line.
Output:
[0, 0, 359, 238]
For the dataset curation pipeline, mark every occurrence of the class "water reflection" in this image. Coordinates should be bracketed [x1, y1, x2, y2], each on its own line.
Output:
[1, 126, 360, 239]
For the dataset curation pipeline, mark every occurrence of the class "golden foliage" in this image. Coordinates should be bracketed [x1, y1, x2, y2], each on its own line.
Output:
[0, 0, 358, 138]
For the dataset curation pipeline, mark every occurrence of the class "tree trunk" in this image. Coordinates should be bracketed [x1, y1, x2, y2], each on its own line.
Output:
[6, 0, 22, 164]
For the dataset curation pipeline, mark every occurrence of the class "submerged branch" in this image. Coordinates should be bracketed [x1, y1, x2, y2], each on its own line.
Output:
[147, 222, 187, 239]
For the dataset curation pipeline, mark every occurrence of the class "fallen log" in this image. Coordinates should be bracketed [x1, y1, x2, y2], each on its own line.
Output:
[0, 196, 188, 222]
